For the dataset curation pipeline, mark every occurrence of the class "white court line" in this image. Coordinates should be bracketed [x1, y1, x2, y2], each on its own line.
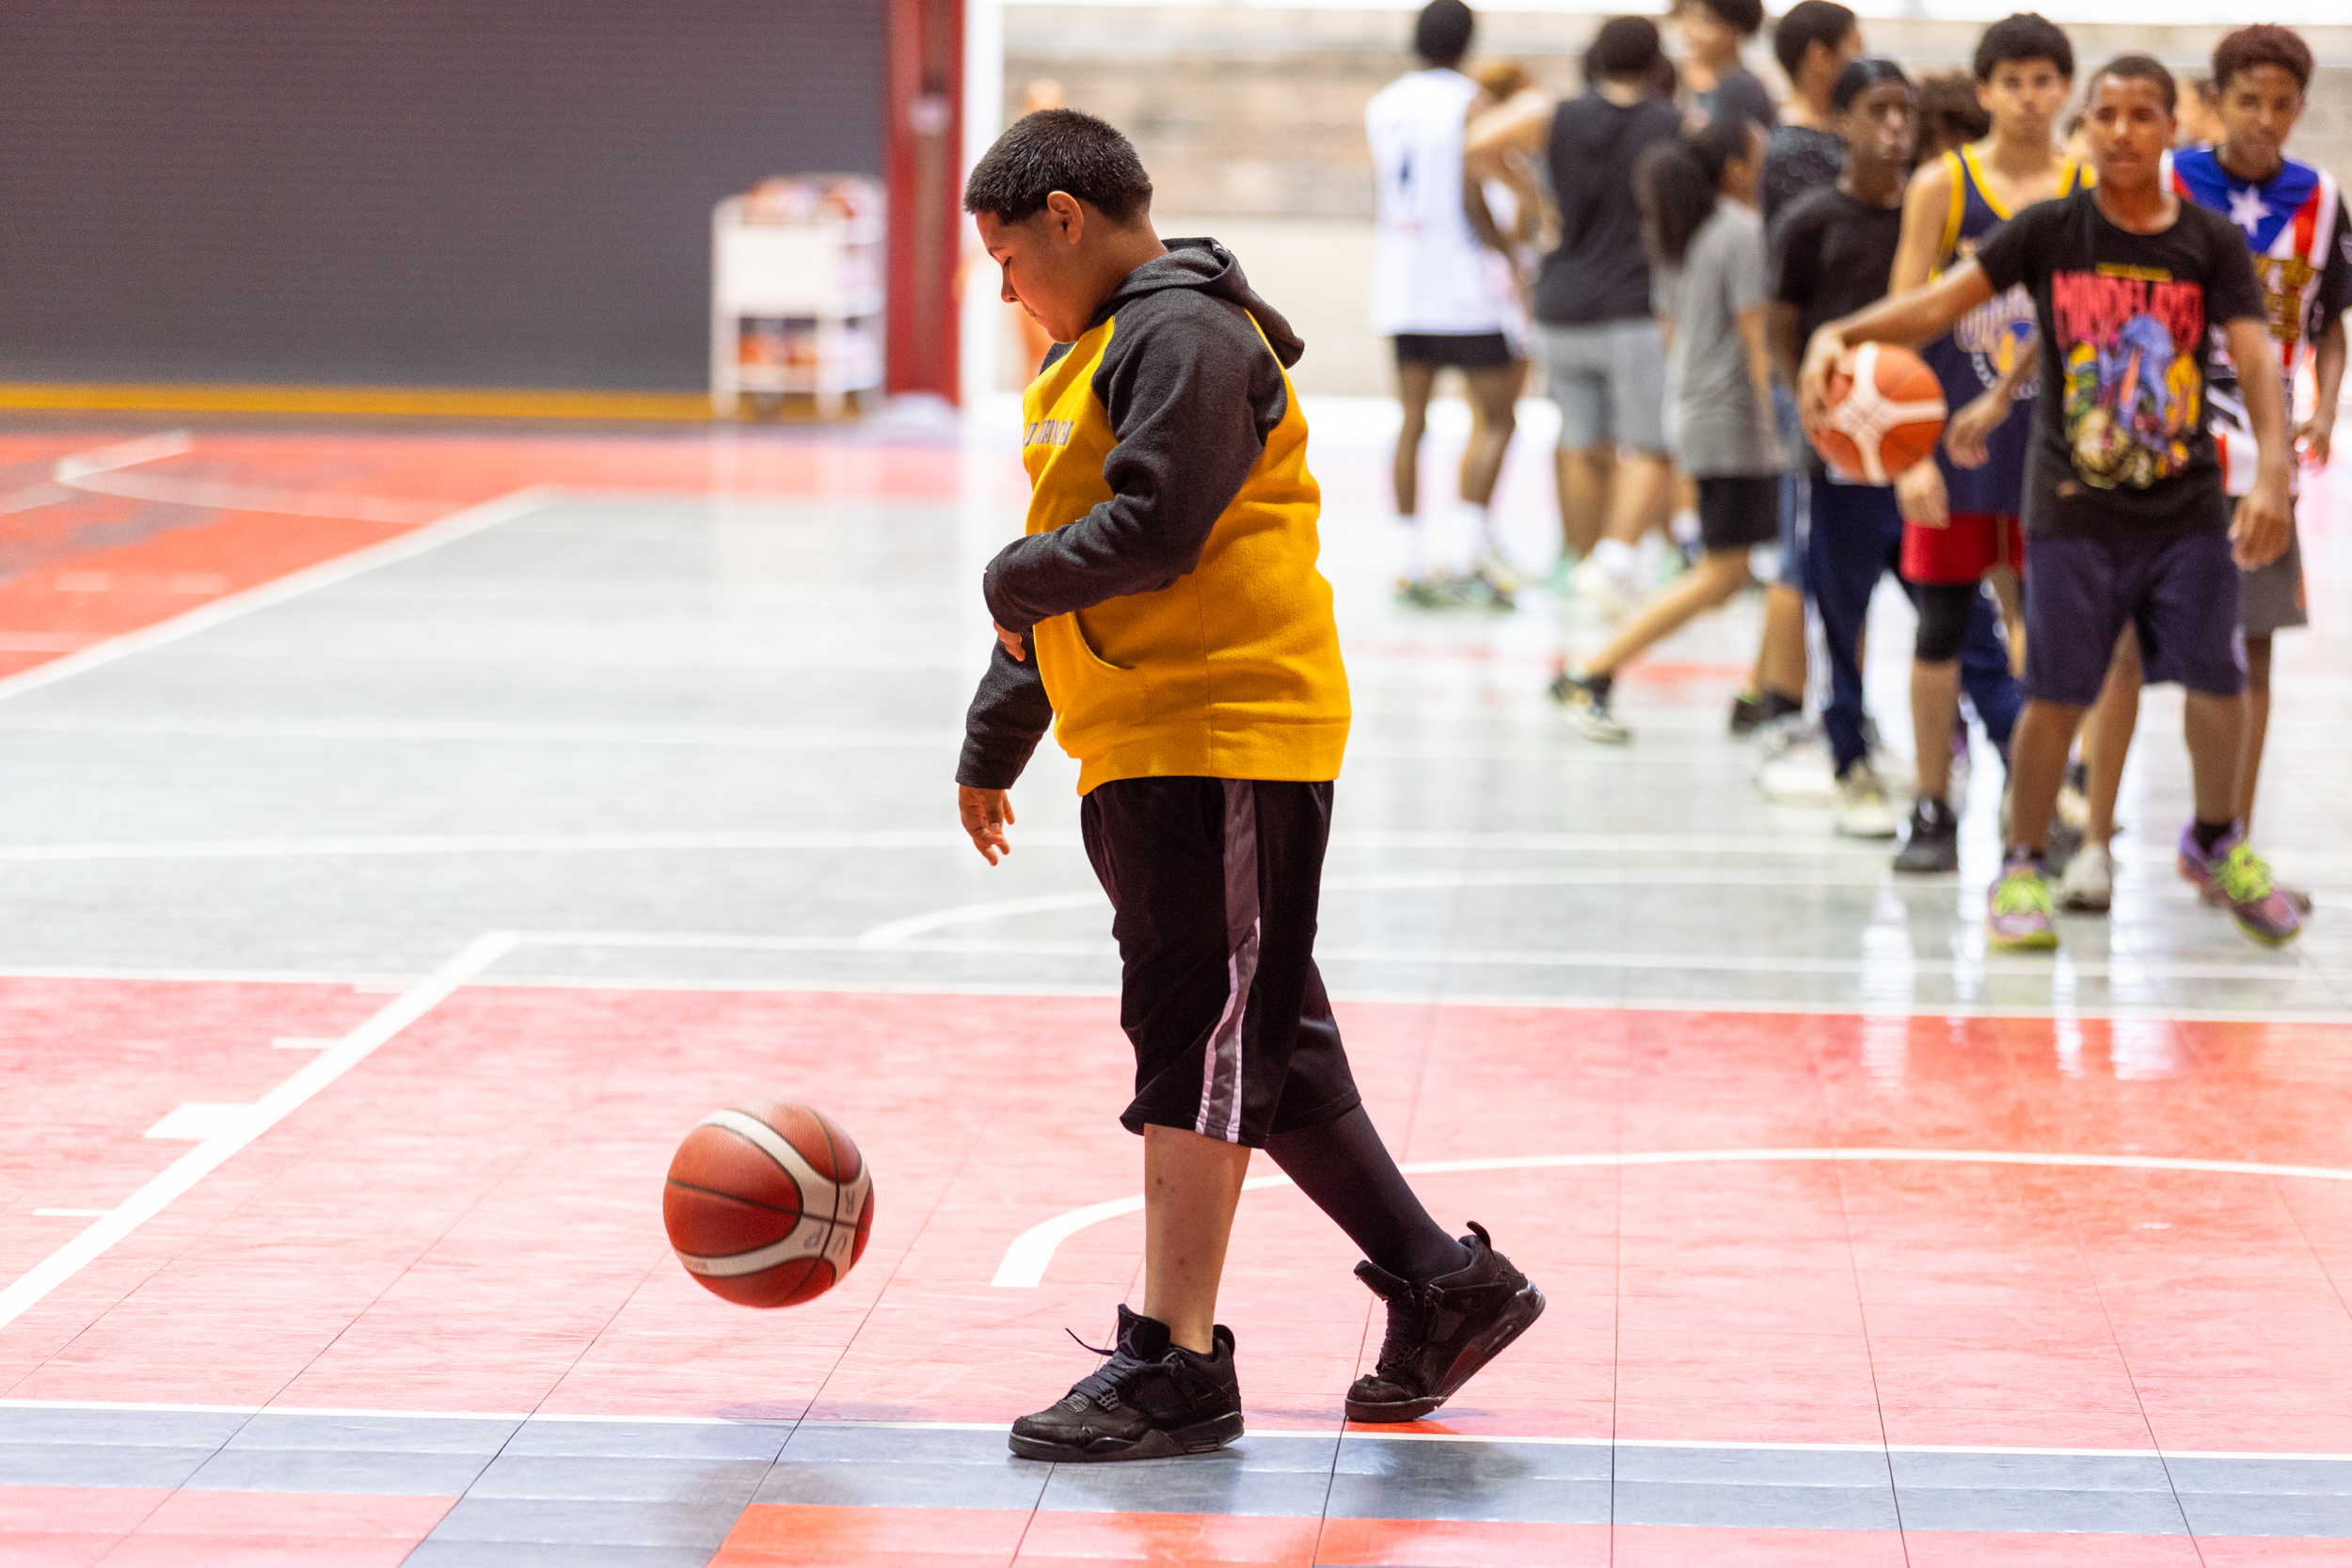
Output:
[0, 829, 979, 863]
[4, 824, 2344, 873]
[0, 484, 560, 705]
[54, 430, 440, 525]
[1, 1397, 2346, 1464]
[0, 715, 963, 752]
[0, 933, 516, 1334]
[988, 1147, 2352, 1289]
[3, 959, 2345, 1022]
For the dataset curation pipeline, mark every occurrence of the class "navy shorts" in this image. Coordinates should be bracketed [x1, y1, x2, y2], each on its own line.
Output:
[2023, 531, 2247, 707]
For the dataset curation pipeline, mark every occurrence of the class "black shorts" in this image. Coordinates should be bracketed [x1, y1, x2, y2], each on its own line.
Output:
[1695, 474, 1779, 552]
[1079, 776, 1362, 1148]
[1393, 331, 1518, 370]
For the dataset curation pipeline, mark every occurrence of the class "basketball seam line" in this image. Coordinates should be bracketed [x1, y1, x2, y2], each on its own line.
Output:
[663, 1177, 802, 1217]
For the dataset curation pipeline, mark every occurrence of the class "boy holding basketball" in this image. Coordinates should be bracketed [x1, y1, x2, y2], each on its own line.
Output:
[1802, 55, 2296, 953]
[955, 110, 1543, 1463]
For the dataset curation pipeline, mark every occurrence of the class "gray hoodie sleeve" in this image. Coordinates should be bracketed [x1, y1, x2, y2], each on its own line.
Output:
[954, 631, 1052, 790]
[979, 290, 1287, 634]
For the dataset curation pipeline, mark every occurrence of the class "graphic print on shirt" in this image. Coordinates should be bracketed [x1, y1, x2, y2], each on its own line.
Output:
[2052, 266, 2205, 490]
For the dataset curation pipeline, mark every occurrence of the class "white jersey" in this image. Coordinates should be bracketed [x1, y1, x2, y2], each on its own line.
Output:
[1366, 69, 1505, 336]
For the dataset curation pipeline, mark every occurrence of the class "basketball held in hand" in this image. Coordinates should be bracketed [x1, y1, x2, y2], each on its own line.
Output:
[664, 1101, 875, 1307]
[1810, 342, 1947, 485]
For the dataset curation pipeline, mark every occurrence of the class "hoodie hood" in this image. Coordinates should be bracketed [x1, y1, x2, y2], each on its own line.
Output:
[1089, 238, 1305, 369]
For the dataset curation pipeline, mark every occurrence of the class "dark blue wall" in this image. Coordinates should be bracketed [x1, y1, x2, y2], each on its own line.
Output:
[0, 1, 885, 389]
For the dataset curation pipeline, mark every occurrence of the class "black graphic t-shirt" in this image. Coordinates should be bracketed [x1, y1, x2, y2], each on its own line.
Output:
[1974, 188, 2267, 540]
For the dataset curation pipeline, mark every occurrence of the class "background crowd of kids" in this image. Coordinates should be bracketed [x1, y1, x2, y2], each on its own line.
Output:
[1370, 0, 2347, 954]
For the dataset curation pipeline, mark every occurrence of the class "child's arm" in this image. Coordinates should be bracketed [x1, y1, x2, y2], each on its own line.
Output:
[2224, 312, 2294, 570]
[980, 296, 1282, 637]
[1945, 329, 2039, 469]
[2303, 312, 2344, 467]
[1799, 264, 1995, 424]
[955, 629, 1052, 864]
[1888, 157, 1955, 293]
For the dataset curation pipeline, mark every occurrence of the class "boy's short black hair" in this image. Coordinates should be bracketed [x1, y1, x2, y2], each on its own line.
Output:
[2089, 53, 2177, 114]
[2213, 24, 2313, 95]
[1972, 13, 2074, 82]
[963, 109, 1154, 227]
[1589, 16, 1663, 82]
[1773, 1, 1857, 83]
[1680, 0, 1765, 39]
[1832, 56, 1912, 113]
[1414, 0, 1475, 69]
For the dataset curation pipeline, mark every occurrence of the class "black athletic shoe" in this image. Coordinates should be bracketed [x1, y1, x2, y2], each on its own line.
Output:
[1344, 1223, 1545, 1423]
[1728, 689, 1802, 737]
[1008, 1305, 1245, 1463]
[1893, 796, 1959, 874]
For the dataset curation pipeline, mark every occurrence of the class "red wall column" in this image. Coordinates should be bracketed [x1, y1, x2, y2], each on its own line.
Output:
[884, 0, 963, 404]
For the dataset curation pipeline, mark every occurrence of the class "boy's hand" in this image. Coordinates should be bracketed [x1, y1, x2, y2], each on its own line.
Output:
[2231, 469, 2294, 570]
[1943, 388, 2009, 469]
[1797, 332, 1848, 428]
[959, 785, 1015, 864]
[994, 623, 1026, 661]
[1895, 462, 1948, 528]
[2296, 411, 2334, 468]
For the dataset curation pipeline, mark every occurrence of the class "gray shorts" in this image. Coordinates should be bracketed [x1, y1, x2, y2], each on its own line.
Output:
[2241, 524, 2308, 638]
[1537, 318, 1666, 455]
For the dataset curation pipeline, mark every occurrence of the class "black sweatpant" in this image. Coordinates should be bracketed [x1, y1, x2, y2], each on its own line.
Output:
[1079, 775, 1362, 1148]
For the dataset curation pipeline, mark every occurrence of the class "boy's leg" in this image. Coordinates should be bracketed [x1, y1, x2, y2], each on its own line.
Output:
[1011, 776, 1274, 1465]
[2138, 531, 2300, 944]
[1804, 482, 1884, 779]
[2235, 523, 2305, 828]
[1953, 586, 2025, 760]
[1907, 583, 1976, 802]
[1990, 532, 2132, 950]
[1140, 1126, 1251, 1356]
[1582, 547, 1755, 679]
[1245, 786, 1541, 1424]
[1460, 359, 1525, 511]
[2080, 630, 2142, 848]
[1392, 356, 1438, 521]
[2239, 633, 2274, 826]
[1541, 325, 1612, 561]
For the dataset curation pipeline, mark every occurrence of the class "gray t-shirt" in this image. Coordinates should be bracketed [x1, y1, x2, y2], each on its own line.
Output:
[1656, 203, 1784, 478]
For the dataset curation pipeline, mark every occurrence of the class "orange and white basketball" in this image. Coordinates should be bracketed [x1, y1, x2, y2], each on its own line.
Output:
[1810, 341, 1947, 484]
[663, 1101, 875, 1307]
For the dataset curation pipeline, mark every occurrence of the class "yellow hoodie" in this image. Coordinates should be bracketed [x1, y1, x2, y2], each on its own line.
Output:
[960, 240, 1350, 796]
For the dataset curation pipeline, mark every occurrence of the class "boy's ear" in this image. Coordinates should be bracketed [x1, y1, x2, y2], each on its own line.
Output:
[1044, 191, 1088, 245]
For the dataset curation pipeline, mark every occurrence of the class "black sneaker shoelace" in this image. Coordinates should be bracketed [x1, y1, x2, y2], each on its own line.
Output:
[1375, 1291, 1435, 1375]
[1064, 1328, 1148, 1408]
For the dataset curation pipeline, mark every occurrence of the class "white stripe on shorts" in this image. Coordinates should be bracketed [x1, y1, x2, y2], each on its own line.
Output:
[1197, 780, 1262, 1143]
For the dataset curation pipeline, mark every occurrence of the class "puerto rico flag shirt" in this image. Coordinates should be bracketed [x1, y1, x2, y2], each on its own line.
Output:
[2169, 146, 2352, 495]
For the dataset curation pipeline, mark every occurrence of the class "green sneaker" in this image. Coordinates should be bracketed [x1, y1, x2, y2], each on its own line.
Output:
[1987, 857, 2058, 952]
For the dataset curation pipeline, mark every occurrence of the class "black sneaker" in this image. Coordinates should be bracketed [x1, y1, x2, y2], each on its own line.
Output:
[1892, 796, 1959, 874]
[1728, 689, 1802, 737]
[1344, 1223, 1544, 1423]
[1008, 1305, 1244, 1463]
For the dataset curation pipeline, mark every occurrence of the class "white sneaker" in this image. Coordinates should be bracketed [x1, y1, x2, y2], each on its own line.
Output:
[2058, 842, 2114, 913]
[1756, 725, 1839, 806]
[1569, 557, 1635, 624]
[1835, 763, 1899, 839]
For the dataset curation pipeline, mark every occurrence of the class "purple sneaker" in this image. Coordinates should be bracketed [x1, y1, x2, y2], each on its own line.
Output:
[2178, 823, 2301, 946]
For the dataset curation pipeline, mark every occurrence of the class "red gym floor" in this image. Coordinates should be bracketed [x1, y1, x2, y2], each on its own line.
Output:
[4, 418, 2351, 1562]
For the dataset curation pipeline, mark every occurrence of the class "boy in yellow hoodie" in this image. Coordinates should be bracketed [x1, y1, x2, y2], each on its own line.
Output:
[955, 110, 1543, 1463]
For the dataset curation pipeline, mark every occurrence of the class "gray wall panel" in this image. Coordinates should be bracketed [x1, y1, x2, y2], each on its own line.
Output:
[0, 1, 884, 389]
